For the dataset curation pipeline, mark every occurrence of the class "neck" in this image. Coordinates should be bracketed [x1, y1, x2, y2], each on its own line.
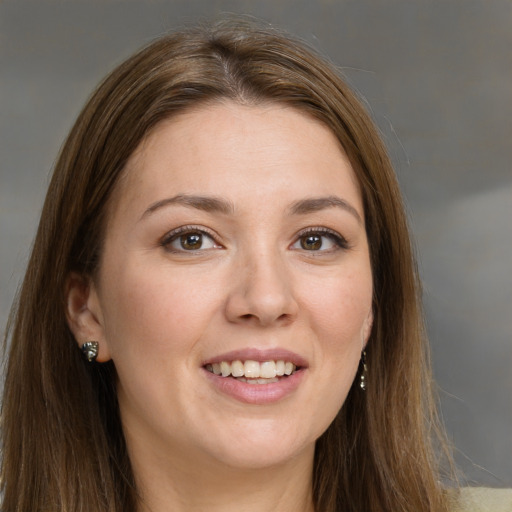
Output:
[130, 440, 315, 512]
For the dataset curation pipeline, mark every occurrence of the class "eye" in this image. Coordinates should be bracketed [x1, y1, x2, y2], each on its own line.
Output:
[161, 226, 220, 252]
[291, 228, 349, 252]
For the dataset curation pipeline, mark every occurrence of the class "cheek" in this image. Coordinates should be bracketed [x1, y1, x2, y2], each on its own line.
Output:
[305, 269, 372, 345]
[98, 261, 217, 361]
[294, 274, 371, 441]
[301, 266, 372, 405]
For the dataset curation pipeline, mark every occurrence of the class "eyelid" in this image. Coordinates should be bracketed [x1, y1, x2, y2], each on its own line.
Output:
[292, 226, 350, 251]
[160, 225, 223, 250]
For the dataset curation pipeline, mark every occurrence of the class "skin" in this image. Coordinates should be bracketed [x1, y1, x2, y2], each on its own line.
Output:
[67, 102, 373, 512]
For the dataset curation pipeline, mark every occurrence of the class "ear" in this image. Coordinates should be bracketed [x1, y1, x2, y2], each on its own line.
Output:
[361, 307, 374, 350]
[65, 272, 112, 362]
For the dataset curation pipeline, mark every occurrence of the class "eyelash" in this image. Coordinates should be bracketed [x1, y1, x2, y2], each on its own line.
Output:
[159, 225, 350, 253]
[293, 227, 350, 252]
[160, 225, 220, 253]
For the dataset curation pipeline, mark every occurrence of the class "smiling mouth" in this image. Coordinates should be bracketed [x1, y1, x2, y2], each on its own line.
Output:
[205, 360, 299, 384]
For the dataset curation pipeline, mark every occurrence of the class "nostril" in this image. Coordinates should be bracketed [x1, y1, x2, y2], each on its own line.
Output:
[224, 283, 299, 326]
[238, 312, 293, 325]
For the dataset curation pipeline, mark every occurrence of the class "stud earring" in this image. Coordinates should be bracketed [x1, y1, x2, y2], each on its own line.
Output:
[359, 350, 368, 391]
[81, 341, 99, 363]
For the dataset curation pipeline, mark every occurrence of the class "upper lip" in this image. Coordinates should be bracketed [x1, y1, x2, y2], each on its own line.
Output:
[202, 348, 308, 368]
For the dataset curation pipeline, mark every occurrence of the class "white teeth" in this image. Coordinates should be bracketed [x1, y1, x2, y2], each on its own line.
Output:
[245, 377, 279, 385]
[206, 359, 298, 380]
[231, 360, 244, 377]
[260, 361, 277, 378]
[244, 360, 260, 378]
[236, 377, 280, 384]
[220, 361, 231, 377]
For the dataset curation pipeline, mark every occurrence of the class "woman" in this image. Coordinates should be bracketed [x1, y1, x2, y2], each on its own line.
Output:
[1, 18, 509, 512]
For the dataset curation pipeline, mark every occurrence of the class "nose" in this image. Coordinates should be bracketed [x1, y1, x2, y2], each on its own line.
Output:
[224, 248, 299, 327]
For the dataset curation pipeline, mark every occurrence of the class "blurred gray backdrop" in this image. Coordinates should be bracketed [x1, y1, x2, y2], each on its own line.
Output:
[1, 0, 510, 486]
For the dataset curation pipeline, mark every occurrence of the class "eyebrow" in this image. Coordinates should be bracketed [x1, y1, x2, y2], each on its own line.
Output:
[141, 193, 362, 224]
[288, 196, 363, 224]
[141, 194, 235, 220]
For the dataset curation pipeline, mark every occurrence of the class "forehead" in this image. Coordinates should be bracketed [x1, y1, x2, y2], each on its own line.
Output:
[109, 101, 362, 219]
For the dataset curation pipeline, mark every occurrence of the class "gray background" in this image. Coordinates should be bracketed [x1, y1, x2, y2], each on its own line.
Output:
[1, 0, 510, 486]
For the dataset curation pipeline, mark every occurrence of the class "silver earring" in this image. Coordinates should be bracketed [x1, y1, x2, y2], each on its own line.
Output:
[359, 350, 368, 391]
[81, 341, 99, 362]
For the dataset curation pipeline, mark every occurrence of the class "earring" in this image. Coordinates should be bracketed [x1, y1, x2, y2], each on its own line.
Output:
[81, 341, 99, 363]
[359, 350, 368, 391]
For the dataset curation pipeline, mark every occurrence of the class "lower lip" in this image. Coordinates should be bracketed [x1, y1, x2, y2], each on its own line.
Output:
[203, 368, 306, 405]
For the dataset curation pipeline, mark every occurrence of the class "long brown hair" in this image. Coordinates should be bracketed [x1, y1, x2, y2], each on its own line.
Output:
[2, 17, 454, 511]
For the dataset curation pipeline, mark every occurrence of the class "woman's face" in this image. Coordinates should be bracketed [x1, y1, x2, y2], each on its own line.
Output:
[74, 102, 373, 471]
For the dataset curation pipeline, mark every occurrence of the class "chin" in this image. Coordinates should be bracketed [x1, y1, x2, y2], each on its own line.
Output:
[211, 444, 313, 471]
[198, 418, 318, 471]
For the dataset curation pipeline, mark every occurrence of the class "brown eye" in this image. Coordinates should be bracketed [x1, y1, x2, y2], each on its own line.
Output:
[180, 233, 203, 250]
[163, 228, 219, 252]
[300, 235, 323, 250]
[291, 228, 349, 252]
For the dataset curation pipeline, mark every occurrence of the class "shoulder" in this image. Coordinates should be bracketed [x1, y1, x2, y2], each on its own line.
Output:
[450, 487, 512, 512]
